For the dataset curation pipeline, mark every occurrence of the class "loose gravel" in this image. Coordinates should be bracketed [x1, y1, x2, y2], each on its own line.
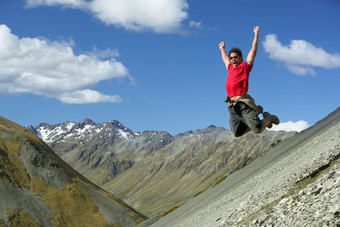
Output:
[152, 110, 340, 227]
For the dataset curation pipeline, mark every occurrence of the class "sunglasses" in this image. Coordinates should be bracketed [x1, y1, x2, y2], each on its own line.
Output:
[230, 56, 239, 60]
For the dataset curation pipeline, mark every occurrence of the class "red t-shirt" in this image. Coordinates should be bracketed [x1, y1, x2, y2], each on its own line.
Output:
[226, 61, 253, 97]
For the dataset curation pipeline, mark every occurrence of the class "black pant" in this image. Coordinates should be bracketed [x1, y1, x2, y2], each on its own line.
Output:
[228, 102, 262, 137]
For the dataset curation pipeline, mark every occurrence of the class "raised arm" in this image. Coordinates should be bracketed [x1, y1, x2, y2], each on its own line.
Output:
[219, 41, 230, 69]
[246, 26, 260, 65]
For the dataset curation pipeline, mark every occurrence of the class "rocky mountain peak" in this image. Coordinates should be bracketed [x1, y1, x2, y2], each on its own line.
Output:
[31, 119, 139, 144]
[37, 122, 54, 129]
[108, 120, 125, 129]
[76, 118, 96, 129]
[27, 125, 38, 134]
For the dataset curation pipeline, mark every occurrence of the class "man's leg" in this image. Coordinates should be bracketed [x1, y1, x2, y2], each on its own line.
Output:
[258, 117, 271, 133]
[238, 102, 264, 134]
[230, 102, 280, 136]
[228, 105, 250, 137]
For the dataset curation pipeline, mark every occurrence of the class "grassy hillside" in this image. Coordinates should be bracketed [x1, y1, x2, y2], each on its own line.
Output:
[0, 116, 146, 226]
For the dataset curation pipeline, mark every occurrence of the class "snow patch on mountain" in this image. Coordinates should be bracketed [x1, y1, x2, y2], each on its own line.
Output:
[33, 119, 137, 144]
[118, 129, 131, 141]
[37, 122, 76, 143]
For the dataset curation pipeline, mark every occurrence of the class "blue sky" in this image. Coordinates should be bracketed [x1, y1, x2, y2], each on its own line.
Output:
[0, 0, 339, 135]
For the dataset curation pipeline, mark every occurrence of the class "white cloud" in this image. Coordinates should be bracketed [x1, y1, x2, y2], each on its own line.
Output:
[58, 89, 123, 104]
[25, 0, 189, 33]
[0, 24, 131, 104]
[263, 34, 340, 75]
[268, 120, 311, 132]
[189, 21, 202, 29]
[25, 0, 87, 8]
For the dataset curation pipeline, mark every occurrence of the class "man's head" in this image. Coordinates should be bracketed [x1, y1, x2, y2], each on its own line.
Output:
[229, 48, 243, 67]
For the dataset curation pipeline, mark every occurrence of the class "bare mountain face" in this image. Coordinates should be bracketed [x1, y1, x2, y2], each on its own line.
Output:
[31, 119, 296, 217]
[0, 116, 146, 226]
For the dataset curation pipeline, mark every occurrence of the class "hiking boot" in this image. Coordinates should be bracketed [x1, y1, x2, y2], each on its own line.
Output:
[257, 105, 264, 114]
[263, 112, 280, 129]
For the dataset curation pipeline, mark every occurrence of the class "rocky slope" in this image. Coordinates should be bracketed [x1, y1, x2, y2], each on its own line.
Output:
[151, 107, 340, 226]
[31, 119, 295, 217]
[0, 116, 146, 226]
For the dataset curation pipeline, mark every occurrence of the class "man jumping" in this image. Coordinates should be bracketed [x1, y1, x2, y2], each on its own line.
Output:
[219, 26, 279, 137]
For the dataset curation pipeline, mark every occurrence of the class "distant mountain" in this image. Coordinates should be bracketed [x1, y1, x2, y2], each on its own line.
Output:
[0, 116, 146, 226]
[30, 119, 296, 217]
[31, 119, 174, 185]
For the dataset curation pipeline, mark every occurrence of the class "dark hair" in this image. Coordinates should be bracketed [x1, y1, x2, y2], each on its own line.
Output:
[229, 47, 243, 59]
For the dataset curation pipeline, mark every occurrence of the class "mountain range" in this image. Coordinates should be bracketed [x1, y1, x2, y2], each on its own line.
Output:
[29, 119, 296, 217]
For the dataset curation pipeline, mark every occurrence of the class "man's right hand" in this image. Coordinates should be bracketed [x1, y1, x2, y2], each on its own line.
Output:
[219, 41, 230, 67]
